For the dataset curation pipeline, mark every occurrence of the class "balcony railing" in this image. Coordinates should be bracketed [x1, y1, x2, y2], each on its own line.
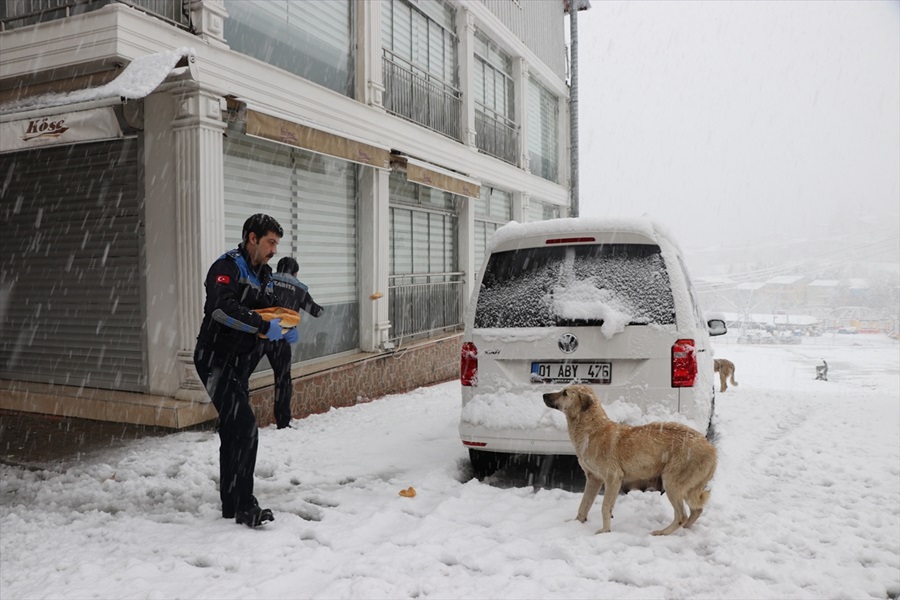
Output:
[475, 106, 518, 166]
[388, 272, 464, 342]
[382, 50, 462, 142]
[1, 0, 189, 31]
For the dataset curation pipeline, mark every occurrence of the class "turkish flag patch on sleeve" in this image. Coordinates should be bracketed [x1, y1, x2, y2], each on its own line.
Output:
[215, 274, 231, 285]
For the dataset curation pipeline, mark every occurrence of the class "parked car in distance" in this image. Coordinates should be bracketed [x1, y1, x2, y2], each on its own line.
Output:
[459, 217, 727, 478]
[837, 327, 859, 334]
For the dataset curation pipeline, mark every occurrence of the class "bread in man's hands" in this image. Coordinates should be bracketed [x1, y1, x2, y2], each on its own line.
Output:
[254, 307, 301, 338]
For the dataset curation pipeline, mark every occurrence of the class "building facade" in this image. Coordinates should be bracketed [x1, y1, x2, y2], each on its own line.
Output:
[0, 0, 572, 427]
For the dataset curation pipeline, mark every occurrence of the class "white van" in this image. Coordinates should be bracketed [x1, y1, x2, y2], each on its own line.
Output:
[459, 217, 726, 477]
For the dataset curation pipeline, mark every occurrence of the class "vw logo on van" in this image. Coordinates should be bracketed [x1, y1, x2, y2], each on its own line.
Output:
[558, 333, 579, 354]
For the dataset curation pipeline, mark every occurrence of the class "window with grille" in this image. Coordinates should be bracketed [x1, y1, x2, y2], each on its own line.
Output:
[474, 31, 517, 163]
[388, 171, 462, 340]
[381, 0, 461, 139]
[527, 77, 559, 182]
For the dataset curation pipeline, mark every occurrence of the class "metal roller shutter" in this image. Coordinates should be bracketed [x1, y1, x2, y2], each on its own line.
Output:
[292, 152, 357, 305]
[223, 133, 359, 361]
[223, 135, 295, 253]
[0, 139, 145, 391]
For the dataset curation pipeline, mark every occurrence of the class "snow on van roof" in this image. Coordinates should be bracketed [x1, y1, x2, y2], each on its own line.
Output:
[487, 217, 667, 253]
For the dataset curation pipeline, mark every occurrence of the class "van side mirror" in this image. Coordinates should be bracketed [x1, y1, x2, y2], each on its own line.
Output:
[707, 318, 727, 337]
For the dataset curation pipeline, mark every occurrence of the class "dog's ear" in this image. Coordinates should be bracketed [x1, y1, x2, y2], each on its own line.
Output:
[581, 392, 593, 412]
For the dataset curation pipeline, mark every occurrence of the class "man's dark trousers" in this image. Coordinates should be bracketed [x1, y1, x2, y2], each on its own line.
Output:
[251, 340, 293, 429]
[194, 344, 259, 516]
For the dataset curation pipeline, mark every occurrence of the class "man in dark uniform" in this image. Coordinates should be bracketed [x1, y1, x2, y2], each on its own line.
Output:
[259, 256, 325, 429]
[193, 213, 298, 527]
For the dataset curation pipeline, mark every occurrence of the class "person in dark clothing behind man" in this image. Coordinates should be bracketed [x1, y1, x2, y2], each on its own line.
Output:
[193, 213, 298, 527]
[260, 256, 325, 429]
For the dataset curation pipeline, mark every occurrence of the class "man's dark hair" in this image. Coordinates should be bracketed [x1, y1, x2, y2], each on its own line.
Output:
[242, 213, 283, 244]
[277, 256, 299, 275]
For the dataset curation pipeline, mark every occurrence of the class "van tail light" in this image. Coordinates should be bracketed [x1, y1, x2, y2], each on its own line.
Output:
[672, 339, 696, 387]
[461, 342, 478, 386]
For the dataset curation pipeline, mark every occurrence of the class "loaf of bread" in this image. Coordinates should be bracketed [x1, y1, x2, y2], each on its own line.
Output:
[253, 307, 302, 337]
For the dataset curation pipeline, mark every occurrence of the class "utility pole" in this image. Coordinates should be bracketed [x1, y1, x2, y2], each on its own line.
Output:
[567, 0, 590, 217]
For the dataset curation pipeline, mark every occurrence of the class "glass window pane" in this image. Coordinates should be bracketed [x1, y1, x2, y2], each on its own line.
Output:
[527, 78, 559, 181]
[224, 0, 353, 96]
[475, 245, 676, 328]
[391, 207, 414, 274]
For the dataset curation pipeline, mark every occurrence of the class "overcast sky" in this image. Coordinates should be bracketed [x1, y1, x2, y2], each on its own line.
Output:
[575, 1, 900, 259]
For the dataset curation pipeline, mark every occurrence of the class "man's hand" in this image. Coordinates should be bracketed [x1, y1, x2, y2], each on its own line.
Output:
[284, 328, 299, 344]
[266, 318, 285, 341]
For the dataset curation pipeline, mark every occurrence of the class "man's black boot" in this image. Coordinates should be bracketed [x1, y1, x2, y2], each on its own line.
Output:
[236, 506, 274, 527]
[235, 497, 274, 527]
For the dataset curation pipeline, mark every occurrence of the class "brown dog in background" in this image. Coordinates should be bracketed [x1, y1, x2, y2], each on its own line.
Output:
[543, 385, 717, 536]
[714, 358, 739, 392]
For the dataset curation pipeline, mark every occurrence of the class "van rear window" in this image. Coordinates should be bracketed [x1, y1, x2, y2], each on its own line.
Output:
[474, 244, 676, 328]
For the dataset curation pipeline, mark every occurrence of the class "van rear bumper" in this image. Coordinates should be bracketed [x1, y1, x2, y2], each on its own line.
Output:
[459, 423, 574, 455]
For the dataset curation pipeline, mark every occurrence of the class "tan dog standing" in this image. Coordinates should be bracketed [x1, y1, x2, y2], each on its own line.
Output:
[713, 358, 738, 392]
[543, 385, 717, 536]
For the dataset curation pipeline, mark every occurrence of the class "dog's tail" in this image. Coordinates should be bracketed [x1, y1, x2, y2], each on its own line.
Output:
[687, 452, 717, 512]
[691, 488, 711, 509]
[683, 488, 711, 529]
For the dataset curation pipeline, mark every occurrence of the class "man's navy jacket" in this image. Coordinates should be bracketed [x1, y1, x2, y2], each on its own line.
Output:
[272, 272, 325, 319]
[196, 245, 277, 356]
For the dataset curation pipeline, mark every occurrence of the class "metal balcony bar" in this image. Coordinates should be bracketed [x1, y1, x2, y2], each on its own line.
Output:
[475, 106, 518, 165]
[382, 51, 462, 142]
[1, 0, 189, 31]
[388, 272, 464, 341]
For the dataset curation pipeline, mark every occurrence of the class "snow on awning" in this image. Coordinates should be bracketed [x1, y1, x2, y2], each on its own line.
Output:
[236, 102, 391, 170]
[227, 100, 477, 191]
[400, 156, 481, 199]
[0, 47, 195, 154]
[0, 104, 123, 154]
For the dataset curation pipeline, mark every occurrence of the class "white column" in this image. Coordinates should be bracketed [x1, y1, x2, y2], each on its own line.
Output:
[458, 194, 475, 318]
[457, 8, 477, 149]
[358, 167, 391, 352]
[557, 92, 570, 192]
[514, 59, 530, 172]
[188, 0, 229, 48]
[514, 192, 530, 223]
[172, 87, 227, 400]
[357, 0, 385, 108]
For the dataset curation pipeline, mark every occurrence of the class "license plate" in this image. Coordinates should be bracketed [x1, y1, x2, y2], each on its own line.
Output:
[531, 361, 611, 384]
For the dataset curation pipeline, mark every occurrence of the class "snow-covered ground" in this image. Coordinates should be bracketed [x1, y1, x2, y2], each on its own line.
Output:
[1, 334, 898, 599]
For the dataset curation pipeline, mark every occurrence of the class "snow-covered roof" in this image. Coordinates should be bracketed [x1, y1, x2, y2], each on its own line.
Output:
[809, 279, 840, 287]
[766, 275, 804, 285]
[720, 312, 819, 326]
[0, 47, 195, 113]
[694, 275, 735, 286]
